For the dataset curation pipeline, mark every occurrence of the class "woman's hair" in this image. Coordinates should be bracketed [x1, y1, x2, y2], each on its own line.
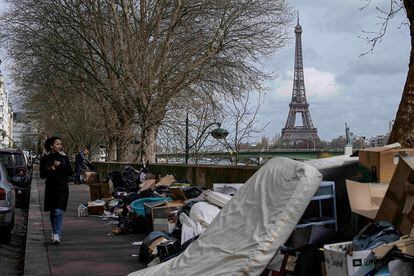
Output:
[44, 136, 62, 152]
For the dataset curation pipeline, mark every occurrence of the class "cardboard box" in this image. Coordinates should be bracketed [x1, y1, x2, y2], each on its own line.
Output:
[89, 182, 113, 201]
[153, 218, 176, 233]
[324, 241, 379, 276]
[375, 156, 414, 235]
[83, 171, 99, 184]
[169, 187, 187, 200]
[144, 200, 183, 233]
[346, 180, 388, 219]
[358, 145, 414, 183]
[87, 201, 106, 215]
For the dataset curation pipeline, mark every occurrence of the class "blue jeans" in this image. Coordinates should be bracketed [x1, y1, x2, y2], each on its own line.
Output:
[50, 209, 64, 236]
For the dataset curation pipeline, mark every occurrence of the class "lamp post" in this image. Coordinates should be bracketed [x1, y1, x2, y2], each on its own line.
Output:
[185, 113, 228, 164]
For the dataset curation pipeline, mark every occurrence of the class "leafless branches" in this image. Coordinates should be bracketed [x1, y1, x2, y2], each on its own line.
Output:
[220, 90, 268, 164]
[1, 0, 293, 162]
[359, 0, 406, 56]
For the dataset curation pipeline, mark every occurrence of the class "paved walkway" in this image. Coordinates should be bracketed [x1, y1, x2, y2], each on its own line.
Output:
[25, 172, 146, 276]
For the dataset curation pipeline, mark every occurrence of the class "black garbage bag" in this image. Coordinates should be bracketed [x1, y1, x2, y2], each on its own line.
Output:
[107, 171, 125, 189]
[139, 231, 171, 263]
[122, 192, 141, 205]
[124, 213, 149, 234]
[183, 186, 203, 199]
[352, 221, 400, 251]
[121, 166, 141, 191]
[158, 235, 199, 263]
[122, 166, 140, 183]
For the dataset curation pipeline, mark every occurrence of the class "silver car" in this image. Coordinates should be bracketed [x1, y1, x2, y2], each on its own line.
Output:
[0, 162, 15, 243]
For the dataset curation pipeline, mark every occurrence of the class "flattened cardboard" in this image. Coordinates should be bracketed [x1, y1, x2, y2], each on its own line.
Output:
[345, 180, 388, 219]
[139, 179, 156, 192]
[155, 175, 176, 187]
[374, 235, 414, 258]
[375, 156, 414, 235]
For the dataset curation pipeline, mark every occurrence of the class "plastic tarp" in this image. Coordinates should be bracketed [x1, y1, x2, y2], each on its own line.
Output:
[129, 157, 322, 276]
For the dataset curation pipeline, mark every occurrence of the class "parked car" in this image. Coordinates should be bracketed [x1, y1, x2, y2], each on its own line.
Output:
[0, 149, 32, 206]
[0, 161, 15, 243]
[21, 149, 34, 179]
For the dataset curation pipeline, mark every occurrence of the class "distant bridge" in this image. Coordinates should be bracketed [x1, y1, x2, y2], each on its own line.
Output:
[155, 149, 345, 163]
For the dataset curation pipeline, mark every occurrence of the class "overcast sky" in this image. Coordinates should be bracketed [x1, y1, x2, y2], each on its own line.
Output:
[0, 0, 410, 142]
[257, 0, 410, 141]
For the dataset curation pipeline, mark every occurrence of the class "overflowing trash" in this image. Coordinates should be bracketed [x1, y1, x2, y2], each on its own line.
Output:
[78, 147, 414, 276]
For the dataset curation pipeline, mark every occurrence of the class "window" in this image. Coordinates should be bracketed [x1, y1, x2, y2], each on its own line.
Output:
[0, 153, 25, 167]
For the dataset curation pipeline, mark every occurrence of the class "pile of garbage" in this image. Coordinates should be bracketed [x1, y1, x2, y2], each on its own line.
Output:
[81, 143, 414, 276]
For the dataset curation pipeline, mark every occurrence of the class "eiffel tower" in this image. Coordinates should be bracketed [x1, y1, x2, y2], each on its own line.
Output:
[281, 16, 319, 147]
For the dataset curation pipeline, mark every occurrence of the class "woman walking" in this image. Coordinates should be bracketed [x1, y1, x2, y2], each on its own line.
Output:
[40, 136, 73, 244]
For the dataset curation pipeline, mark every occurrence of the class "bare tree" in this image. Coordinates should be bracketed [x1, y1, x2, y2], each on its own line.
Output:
[157, 90, 222, 163]
[220, 91, 268, 165]
[359, 0, 414, 146]
[2, 0, 293, 162]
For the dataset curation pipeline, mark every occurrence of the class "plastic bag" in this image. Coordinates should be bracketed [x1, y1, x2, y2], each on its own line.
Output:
[352, 221, 400, 251]
[77, 204, 88, 217]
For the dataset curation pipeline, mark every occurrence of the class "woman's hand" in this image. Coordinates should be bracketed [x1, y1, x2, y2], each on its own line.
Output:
[54, 160, 61, 167]
[47, 165, 55, 171]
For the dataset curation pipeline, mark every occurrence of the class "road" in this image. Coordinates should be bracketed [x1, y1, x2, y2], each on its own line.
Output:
[0, 205, 28, 276]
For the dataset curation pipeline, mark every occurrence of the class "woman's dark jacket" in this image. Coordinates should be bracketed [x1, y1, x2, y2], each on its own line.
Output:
[40, 152, 73, 211]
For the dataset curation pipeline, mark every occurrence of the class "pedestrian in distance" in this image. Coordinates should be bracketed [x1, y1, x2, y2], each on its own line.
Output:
[74, 146, 92, 184]
[40, 136, 73, 245]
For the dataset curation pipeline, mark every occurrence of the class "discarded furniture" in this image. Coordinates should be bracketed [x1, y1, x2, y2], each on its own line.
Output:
[296, 181, 338, 231]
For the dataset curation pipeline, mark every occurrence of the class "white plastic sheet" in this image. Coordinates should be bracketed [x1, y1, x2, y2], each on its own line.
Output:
[206, 190, 232, 208]
[189, 201, 221, 228]
[180, 202, 222, 244]
[129, 157, 322, 276]
[180, 213, 204, 245]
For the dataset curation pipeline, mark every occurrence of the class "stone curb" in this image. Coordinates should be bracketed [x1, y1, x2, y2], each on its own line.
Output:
[24, 177, 51, 275]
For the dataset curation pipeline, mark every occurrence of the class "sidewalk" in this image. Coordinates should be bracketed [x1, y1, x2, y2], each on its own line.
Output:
[25, 172, 146, 276]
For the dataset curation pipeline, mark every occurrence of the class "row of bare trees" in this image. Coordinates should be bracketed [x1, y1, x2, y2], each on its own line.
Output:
[156, 90, 267, 164]
[1, 0, 293, 162]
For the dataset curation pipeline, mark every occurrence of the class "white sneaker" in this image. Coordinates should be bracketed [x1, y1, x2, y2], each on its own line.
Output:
[52, 234, 61, 244]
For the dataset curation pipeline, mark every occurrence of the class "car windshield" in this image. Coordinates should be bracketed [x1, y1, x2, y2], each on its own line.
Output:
[0, 153, 25, 167]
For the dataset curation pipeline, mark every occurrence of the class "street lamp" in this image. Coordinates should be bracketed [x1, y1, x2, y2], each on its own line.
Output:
[185, 113, 228, 164]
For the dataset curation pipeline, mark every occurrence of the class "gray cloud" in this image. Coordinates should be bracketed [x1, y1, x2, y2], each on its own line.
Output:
[258, 0, 410, 141]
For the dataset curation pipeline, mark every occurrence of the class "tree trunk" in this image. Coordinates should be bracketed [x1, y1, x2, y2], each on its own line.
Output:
[388, 1, 414, 145]
[107, 139, 117, 161]
[117, 133, 131, 162]
[139, 124, 158, 164]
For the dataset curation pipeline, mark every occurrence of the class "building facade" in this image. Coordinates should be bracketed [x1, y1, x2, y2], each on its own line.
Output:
[0, 71, 13, 148]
